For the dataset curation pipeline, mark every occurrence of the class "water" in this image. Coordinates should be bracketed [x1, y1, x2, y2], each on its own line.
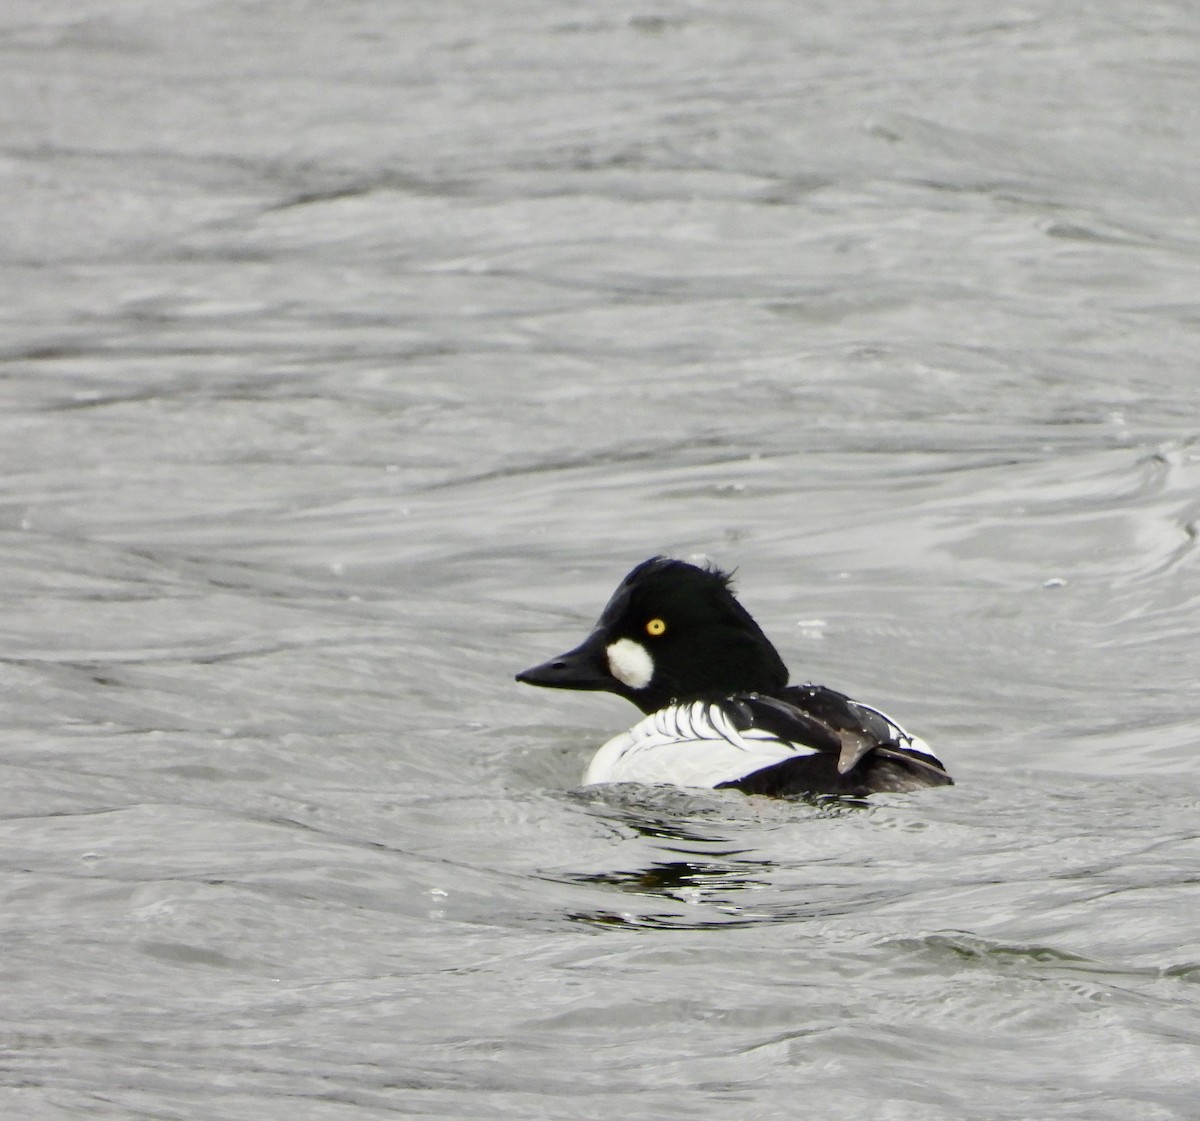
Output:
[3, 1, 1200, 1117]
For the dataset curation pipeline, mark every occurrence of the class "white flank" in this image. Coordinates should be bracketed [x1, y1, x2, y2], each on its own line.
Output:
[582, 701, 817, 788]
[605, 638, 654, 690]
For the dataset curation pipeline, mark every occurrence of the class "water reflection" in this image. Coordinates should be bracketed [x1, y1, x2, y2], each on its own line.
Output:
[555, 787, 879, 928]
[562, 861, 772, 930]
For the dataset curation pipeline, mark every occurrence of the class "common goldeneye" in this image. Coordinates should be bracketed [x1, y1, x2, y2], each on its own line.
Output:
[516, 557, 952, 797]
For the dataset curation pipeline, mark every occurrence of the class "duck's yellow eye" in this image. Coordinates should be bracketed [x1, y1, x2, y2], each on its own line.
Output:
[645, 618, 667, 637]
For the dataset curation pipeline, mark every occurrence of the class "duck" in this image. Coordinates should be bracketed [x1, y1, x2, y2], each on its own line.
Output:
[516, 557, 952, 797]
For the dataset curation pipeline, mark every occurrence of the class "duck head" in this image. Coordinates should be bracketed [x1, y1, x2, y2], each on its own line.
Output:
[516, 557, 789, 714]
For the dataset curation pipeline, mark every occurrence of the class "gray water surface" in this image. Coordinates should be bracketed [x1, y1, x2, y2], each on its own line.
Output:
[3, 2, 1200, 1118]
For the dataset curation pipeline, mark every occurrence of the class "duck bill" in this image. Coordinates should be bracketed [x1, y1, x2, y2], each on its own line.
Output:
[516, 632, 613, 692]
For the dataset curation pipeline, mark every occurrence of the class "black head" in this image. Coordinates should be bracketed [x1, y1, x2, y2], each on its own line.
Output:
[515, 557, 789, 714]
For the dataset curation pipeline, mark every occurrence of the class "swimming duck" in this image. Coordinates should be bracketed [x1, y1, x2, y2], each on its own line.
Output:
[516, 557, 952, 797]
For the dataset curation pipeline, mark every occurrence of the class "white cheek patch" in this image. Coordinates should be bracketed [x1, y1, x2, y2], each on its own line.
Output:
[606, 638, 654, 690]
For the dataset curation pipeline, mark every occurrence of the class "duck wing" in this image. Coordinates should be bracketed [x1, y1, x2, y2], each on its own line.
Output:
[716, 687, 953, 797]
[725, 693, 842, 753]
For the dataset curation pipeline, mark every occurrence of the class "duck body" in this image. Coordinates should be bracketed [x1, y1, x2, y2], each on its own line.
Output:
[516, 557, 952, 798]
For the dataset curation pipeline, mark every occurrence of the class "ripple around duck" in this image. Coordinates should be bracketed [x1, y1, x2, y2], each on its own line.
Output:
[883, 931, 1157, 981]
[508, 772, 1200, 941]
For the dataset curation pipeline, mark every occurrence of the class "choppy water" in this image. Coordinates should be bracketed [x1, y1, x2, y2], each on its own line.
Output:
[3, 1, 1200, 1118]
